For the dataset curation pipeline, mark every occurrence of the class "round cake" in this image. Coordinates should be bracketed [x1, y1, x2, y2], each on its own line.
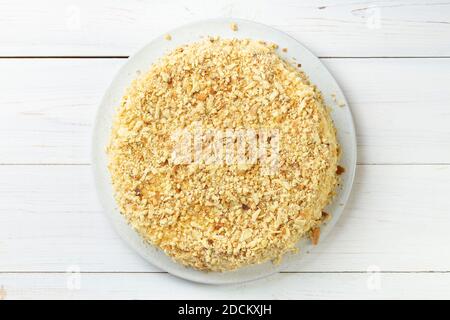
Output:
[107, 38, 339, 271]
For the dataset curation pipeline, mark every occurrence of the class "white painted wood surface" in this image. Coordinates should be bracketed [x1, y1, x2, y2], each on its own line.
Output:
[1, 58, 449, 165]
[1, 273, 450, 300]
[0, 0, 449, 299]
[1, 0, 449, 57]
[1, 164, 450, 273]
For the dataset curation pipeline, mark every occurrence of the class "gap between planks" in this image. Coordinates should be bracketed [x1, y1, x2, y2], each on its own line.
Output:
[1, 271, 449, 274]
[0, 163, 448, 166]
[1, 56, 450, 59]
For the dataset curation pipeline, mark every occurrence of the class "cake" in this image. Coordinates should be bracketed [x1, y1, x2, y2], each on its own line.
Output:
[107, 38, 339, 271]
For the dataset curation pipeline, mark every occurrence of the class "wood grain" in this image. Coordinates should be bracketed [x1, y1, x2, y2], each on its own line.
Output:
[0, 164, 449, 273]
[1, 0, 449, 299]
[1, 272, 449, 299]
[1, 58, 449, 165]
[0, 0, 449, 57]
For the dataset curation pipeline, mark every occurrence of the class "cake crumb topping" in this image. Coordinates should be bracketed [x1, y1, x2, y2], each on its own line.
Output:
[107, 38, 339, 271]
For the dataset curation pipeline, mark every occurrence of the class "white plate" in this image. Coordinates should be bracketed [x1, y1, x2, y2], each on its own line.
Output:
[92, 18, 357, 284]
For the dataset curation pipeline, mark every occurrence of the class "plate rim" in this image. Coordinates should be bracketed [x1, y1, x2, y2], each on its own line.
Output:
[91, 18, 357, 284]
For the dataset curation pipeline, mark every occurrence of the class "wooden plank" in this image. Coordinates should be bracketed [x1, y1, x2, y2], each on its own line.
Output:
[323, 58, 450, 164]
[0, 0, 449, 57]
[0, 59, 123, 164]
[0, 164, 449, 273]
[0, 272, 449, 299]
[0, 58, 449, 164]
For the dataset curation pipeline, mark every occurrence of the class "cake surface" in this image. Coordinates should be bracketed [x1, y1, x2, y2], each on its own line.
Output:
[107, 38, 339, 271]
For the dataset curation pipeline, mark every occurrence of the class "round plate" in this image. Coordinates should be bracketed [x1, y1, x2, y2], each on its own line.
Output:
[92, 18, 357, 284]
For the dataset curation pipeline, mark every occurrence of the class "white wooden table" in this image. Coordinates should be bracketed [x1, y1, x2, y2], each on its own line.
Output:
[1, 0, 450, 300]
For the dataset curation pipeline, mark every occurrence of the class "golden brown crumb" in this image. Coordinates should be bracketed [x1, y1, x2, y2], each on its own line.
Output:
[336, 165, 345, 175]
[310, 227, 320, 245]
[164, 34, 172, 41]
[107, 38, 339, 271]
[321, 211, 331, 222]
[282, 48, 288, 52]
[230, 22, 238, 32]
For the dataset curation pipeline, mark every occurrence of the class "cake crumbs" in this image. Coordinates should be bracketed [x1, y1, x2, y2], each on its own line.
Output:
[336, 165, 345, 175]
[310, 227, 321, 245]
[321, 211, 331, 222]
[107, 38, 340, 272]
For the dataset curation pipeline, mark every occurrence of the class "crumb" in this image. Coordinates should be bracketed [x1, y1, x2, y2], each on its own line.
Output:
[134, 187, 142, 197]
[338, 100, 346, 107]
[230, 22, 238, 32]
[310, 228, 320, 245]
[336, 165, 345, 175]
[297, 63, 302, 68]
[282, 48, 288, 52]
[108, 38, 340, 272]
[321, 211, 331, 222]
[164, 34, 172, 41]
[331, 93, 337, 102]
